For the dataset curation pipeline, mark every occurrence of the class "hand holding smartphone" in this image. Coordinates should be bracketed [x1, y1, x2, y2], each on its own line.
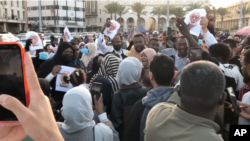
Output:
[0, 42, 29, 121]
[90, 82, 102, 105]
[227, 87, 241, 115]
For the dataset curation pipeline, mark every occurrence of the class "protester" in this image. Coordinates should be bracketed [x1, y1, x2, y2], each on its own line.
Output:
[120, 36, 128, 49]
[86, 54, 104, 83]
[222, 39, 241, 73]
[37, 42, 76, 104]
[140, 48, 156, 68]
[57, 86, 119, 141]
[147, 38, 159, 53]
[126, 33, 147, 60]
[145, 61, 226, 141]
[0, 53, 64, 141]
[239, 49, 250, 124]
[89, 54, 120, 115]
[111, 57, 147, 140]
[80, 43, 98, 68]
[62, 69, 89, 90]
[88, 34, 94, 43]
[98, 23, 127, 60]
[124, 54, 175, 141]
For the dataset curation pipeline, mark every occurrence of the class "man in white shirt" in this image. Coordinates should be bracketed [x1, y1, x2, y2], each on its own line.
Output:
[98, 23, 127, 60]
[239, 49, 250, 124]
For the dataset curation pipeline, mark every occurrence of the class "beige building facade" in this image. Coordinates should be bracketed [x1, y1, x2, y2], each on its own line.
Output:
[216, 0, 250, 31]
[85, 0, 211, 32]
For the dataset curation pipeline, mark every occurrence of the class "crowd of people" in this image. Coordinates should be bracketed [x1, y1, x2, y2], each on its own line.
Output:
[0, 14, 250, 141]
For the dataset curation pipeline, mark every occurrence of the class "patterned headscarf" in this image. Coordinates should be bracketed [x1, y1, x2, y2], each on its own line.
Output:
[89, 54, 120, 95]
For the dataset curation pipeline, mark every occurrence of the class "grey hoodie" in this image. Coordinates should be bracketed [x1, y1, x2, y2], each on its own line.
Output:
[140, 87, 174, 141]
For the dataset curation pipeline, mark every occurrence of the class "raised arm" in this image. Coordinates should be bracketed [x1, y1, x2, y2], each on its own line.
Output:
[200, 17, 217, 47]
[98, 23, 112, 54]
[127, 28, 134, 43]
[175, 18, 200, 48]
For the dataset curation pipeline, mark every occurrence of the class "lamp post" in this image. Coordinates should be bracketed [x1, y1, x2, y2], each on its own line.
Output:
[38, 0, 42, 32]
[239, 0, 243, 29]
[166, 0, 169, 30]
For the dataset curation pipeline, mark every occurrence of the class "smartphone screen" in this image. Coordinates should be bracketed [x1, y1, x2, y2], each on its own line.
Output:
[189, 48, 202, 62]
[91, 82, 102, 104]
[227, 87, 241, 115]
[0, 44, 26, 120]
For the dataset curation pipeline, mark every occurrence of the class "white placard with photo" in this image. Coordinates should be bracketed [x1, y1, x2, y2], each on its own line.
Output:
[55, 66, 76, 92]
[63, 26, 73, 42]
[184, 9, 206, 37]
[26, 31, 44, 51]
[103, 20, 120, 40]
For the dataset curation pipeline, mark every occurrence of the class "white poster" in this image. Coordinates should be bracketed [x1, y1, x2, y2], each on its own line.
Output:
[184, 9, 206, 37]
[103, 20, 120, 40]
[55, 66, 76, 92]
[63, 26, 73, 42]
[26, 31, 44, 51]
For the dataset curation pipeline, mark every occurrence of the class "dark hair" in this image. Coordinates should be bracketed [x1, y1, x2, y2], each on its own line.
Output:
[63, 69, 87, 87]
[209, 43, 230, 62]
[243, 49, 250, 65]
[149, 54, 174, 85]
[149, 38, 158, 44]
[244, 36, 250, 46]
[127, 41, 134, 50]
[171, 37, 178, 43]
[92, 54, 105, 73]
[134, 33, 144, 39]
[54, 38, 58, 41]
[234, 35, 241, 38]
[222, 39, 237, 49]
[180, 61, 225, 110]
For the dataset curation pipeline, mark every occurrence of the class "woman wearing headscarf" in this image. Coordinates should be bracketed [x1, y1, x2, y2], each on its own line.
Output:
[111, 57, 147, 140]
[140, 48, 156, 68]
[89, 54, 120, 115]
[57, 86, 119, 141]
[86, 54, 104, 83]
[37, 42, 76, 105]
[81, 43, 98, 68]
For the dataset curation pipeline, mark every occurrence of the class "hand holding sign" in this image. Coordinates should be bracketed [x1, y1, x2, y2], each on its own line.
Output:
[63, 27, 73, 42]
[103, 20, 120, 40]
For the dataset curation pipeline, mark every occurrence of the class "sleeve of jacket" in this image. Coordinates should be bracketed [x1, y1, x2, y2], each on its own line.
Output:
[202, 30, 217, 48]
[37, 60, 53, 78]
[98, 33, 112, 54]
[99, 113, 120, 141]
[111, 92, 124, 135]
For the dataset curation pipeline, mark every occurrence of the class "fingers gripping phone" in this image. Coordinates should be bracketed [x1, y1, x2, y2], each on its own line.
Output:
[227, 87, 241, 115]
[0, 42, 29, 121]
[90, 82, 102, 105]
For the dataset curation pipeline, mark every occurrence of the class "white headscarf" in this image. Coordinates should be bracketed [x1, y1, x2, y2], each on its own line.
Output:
[81, 43, 98, 67]
[116, 57, 142, 88]
[61, 86, 94, 133]
[61, 86, 113, 141]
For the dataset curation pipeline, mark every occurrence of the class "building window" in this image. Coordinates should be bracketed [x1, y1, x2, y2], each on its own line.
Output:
[17, 11, 19, 18]
[62, 6, 67, 10]
[42, 6, 46, 10]
[46, 6, 51, 10]
[11, 0, 13, 6]
[5, 8, 7, 15]
[23, 11, 25, 20]
[60, 17, 63, 20]
[11, 9, 14, 16]
[46, 17, 50, 20]
[17, 1, 19, 7]
[100, 18, 101, 23]
[100, 9, 101, 14]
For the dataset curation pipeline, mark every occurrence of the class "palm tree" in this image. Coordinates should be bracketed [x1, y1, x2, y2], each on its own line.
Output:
[102, 2, 120, 20]
[102, 3, 114, 19]
[151, 6, 164, 30]
[168, 6, 186, 18]
[237, 5, 250, 27]
[186, 2, 203, 12]
[217, 7, 228, 30]
[117, 5, 129, 23]
[131, 2, 147, 26]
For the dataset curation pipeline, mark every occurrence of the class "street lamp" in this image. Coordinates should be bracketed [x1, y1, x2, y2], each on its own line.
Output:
[239, 0, 243, 29]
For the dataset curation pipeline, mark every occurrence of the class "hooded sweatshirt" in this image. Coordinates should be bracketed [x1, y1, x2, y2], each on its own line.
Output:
[140, 87, 174, 141]
[125, 46, 147, 60]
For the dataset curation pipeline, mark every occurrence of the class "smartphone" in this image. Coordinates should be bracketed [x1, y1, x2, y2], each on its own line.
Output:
[0, 42, 29, 121]
[188, 48, 202, 62]
[227, 87, 241, 115]
[198, 39, 203, 46]
[90, 82, 102, 104]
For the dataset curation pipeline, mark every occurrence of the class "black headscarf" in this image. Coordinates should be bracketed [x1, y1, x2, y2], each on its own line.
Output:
[38, 78, 50, 97]
[37, 42, 76, 78]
